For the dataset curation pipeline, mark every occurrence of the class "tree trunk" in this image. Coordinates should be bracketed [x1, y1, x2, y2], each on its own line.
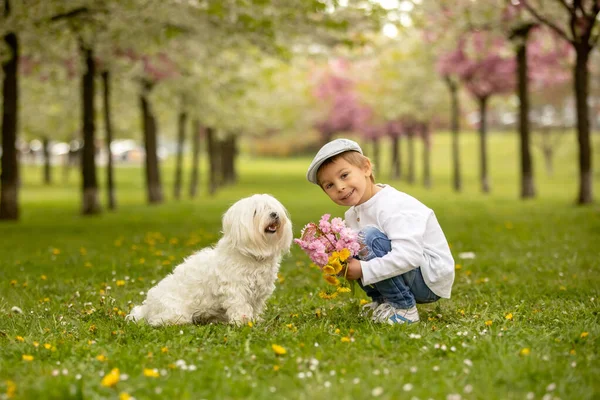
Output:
[407, 131, 415, 184]
[101, 71, 116, 210]
[0, 5, 19, 221]
[42, 136, 51, 185]
[140, 80, 163, 204]
[390, 135, 401, 180]
[174, 107, 187, 200]
[542, 147, 554, 177]
[573, 44, 593, 204]
[371, 138, 380, 172]
[445, 76, 461, 192]
[422, 124, 431, 189]
[189, 119, 201, 198]
[478, 96, 490, 193]
[206, 127, 220, 196]
[80, 44, 101, 215]
[514, 29, 536, 199]
[222, 134, 237, 185]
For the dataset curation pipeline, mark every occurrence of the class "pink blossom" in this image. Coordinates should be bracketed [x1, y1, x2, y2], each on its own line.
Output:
[294, 214, 361, 267]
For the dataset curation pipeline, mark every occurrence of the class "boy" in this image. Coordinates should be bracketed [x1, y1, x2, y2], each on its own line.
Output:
[307, 138, 455, 324]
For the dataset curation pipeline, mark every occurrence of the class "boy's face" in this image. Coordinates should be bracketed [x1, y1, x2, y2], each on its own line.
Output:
[317, 157, 373, 207]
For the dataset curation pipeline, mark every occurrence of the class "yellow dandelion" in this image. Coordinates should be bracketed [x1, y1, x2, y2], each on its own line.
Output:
[570, 349, 576, 355]
[143, 368, 160, 378]
[52, 248, 60, 255]
[119, 393, 132, 400]
[15, 336, 24, 342]
[89, 324, 97, 333]
[315, 309, 322, 318]
[322, 265, 336, 275]
[341, 337, 351, 343]
[580, 332, 589, 338]
[101, 368, 120, 387]
[330, 259, 344, 274]
[10, 279, 17, 286]
[359, 299, 369, 306]
[455, 264, 462, 270]
[323, 275, 340, 286]
[95, 354, 107, 362]
[337, 287, 351, 293]
[271, 344, 287, 355]
[33, 341, 39, 348]
[485, 320, 493, 326]
[334, 328, 340, 334]
[505, 313, 513, 320]
[273, 365, 280, 371]
[22, 355, 34, 361]
[6, 380, 16, 398]
[318, 291, 338, 299]
[40, 275, 47, 280]
[519, 348, 531, 356]
[247, 321, 253, 328]
[116, 280, 125, 287]
[328, 252, 340, 264]
[338, 248, 351, 262]
[277, 273, 285, 283]
[44, 343, 52, 350]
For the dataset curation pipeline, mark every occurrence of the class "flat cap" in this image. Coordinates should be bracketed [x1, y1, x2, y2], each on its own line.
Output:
[306, 138, 363, 185]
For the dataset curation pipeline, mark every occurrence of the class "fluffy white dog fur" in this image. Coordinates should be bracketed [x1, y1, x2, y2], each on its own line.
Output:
[126, 194, 292, 326]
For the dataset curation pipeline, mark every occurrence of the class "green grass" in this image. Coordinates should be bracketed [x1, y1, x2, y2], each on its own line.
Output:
[1, 132, 599, 399]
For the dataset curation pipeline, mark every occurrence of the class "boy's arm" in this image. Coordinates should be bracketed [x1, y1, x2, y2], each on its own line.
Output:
[359, 210, 429, 286]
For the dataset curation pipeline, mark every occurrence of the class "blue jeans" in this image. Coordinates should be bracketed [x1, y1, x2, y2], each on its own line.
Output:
[357, 226, 440, 309]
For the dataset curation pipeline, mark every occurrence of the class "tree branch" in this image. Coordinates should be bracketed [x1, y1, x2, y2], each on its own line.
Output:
[50, 7, 90, 22]
[521, 1, 572, 44]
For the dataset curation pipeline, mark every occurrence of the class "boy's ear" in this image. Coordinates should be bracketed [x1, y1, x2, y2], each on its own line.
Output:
[363, 158, 373, 176]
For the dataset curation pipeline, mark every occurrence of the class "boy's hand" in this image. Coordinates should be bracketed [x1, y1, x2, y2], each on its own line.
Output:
[343, 258, 363, 280]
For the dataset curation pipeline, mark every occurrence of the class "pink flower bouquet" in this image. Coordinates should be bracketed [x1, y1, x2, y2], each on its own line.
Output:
[294, 214, 361, 298]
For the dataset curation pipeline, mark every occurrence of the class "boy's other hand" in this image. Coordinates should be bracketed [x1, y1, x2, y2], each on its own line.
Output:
[343, 258, 363, 280]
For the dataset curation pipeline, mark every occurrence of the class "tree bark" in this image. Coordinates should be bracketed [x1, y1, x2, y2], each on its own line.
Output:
[0, 0, 19, 221]
[101, 71, 116, 210]
[42, 136, 51, 185]
[80, 43, 101, 215]
[189, 120, 201, 198]
[478, 96, 490, 193]
[422, 124, 431, 189]
[140, 80, 163, 204]
[574, 43, 593, 204]
[222, 134, 237, 185]
[174, 106, 187, 200]
[371, 138, 380, 172]
[390, 135, 401, 180]
[407, 130, 415, 184]
[206, 127, 220, 196]
[513, 25, 536, 199]
[445, 76, 461, 192]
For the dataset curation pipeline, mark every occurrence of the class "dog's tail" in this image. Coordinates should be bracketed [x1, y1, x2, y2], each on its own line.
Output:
[125, 305, 146, 323]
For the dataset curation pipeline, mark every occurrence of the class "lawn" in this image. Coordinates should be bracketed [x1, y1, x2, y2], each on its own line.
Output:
[1, 132, 599, 400]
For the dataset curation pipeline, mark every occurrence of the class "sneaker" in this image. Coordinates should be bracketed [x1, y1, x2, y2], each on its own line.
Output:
[359, 301, 380, 318]
[371, 303, 419, 325]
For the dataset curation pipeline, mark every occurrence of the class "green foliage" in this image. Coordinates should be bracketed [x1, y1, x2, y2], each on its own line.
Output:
[1, 132, 599, 399]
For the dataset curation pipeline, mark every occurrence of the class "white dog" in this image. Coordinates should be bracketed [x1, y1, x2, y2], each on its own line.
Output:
[126, 194, 293, 326]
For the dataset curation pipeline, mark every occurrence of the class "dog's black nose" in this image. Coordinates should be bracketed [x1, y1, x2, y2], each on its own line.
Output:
[270, 212, 279, 219]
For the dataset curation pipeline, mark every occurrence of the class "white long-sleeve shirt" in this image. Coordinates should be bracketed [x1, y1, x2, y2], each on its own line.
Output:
[344, 185, 455, 298]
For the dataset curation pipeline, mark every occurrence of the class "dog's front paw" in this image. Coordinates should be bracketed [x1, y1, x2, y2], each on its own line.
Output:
[228, 313, 253, 326]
